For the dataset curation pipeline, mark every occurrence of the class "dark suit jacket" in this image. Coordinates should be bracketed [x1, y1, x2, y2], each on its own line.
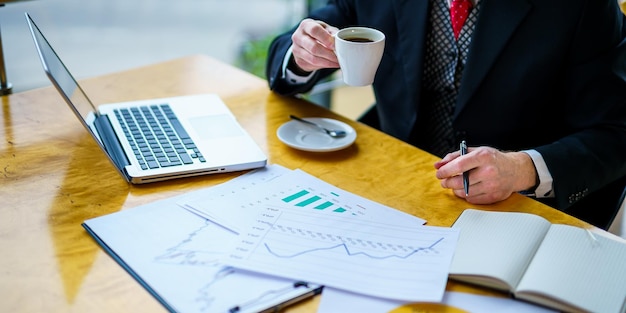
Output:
[266, 0, 626, 229]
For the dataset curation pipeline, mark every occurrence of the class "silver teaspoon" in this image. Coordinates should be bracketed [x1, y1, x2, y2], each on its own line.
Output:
[289, 115, 347, 138]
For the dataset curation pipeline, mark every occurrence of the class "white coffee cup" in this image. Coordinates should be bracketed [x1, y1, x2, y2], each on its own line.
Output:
[334, 27, 385, 86]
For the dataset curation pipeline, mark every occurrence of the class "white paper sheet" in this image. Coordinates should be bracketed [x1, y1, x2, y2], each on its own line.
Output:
[223, 204, 457, 302]
[83, 168, 322, 313]
[181, 167, 425, 234]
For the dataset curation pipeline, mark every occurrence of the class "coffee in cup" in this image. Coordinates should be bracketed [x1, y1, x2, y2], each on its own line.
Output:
[334, 27, 385, 86]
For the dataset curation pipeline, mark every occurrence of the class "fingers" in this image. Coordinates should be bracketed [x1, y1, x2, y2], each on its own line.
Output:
[440, 174, 470, 195]
[433, 150, 461, 169]
[435, 149, 467, 179]
[303, 19, 337, 48]
[437, 146, 521, 204]
[442, 176, 510, 204]
[291, 19, 340, 72]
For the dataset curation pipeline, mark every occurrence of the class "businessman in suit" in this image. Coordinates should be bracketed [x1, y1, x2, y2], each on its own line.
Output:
[266, 0, 626, 229]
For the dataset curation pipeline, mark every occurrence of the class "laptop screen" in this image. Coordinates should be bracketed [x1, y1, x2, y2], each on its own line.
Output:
[26, 12, 131, 181]
[25, 12, 267, 184]
[26, 13, 99, 130]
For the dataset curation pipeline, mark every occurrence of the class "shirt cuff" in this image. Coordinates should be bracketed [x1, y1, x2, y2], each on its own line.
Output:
[521, 149, 554, 198]
[282, 46, 316, 85]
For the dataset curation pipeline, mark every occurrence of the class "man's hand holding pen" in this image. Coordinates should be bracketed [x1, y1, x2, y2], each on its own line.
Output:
[434, 145, 538, 204]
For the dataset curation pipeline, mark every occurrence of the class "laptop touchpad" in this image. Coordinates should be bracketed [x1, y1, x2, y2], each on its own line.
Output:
[188, 115, 243, 140]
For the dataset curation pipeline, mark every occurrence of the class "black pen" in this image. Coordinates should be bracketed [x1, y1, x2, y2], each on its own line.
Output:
[460, 140, 469, 196]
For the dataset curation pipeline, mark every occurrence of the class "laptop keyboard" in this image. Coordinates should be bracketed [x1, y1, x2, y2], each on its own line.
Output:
[114, 104, 205, 170]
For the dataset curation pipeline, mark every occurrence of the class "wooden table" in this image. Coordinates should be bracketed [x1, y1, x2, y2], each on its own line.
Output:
[0, 55, 591, 312]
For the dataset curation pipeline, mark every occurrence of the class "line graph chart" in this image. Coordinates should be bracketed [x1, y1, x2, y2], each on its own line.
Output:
[83, 168, 323, 313]
[263, 237, 444, 260]
[226, 207, 459, 302]
[153, 220, 226, 267]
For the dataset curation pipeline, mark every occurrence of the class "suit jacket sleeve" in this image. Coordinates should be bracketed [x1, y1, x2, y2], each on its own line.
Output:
[533, 7, 626, 213]
[264, 0, 626, 227]
[265, 1, 360, 96]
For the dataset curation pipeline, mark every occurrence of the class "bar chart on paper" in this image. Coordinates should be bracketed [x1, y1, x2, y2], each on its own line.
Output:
[225, 206, 459, 302]
[230, 169, 378, 219]
[281, 189, 350, 213]
[182, 167, 425, 233]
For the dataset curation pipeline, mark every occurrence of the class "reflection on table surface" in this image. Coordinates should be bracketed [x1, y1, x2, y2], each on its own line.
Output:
[0, 54, 591, 313]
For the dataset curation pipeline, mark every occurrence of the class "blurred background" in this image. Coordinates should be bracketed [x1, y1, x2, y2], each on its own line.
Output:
[1, 0, 374, 118]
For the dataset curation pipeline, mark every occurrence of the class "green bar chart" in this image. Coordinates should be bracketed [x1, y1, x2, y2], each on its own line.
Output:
[281, 189, 349, 213]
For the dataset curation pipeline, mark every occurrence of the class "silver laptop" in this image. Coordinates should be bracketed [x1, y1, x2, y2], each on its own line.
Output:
[25, 13, 266, 184]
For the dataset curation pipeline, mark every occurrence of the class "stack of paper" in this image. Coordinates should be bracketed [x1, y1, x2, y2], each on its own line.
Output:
[83, 164, 461, 312]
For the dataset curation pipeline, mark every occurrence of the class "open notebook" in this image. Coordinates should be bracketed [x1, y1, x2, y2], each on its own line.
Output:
[26, 12, 266, 184]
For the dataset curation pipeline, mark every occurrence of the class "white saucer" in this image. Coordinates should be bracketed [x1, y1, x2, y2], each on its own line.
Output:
[277, 117, 357, 152]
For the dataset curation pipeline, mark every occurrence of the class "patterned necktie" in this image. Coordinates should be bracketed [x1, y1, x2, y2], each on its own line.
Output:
[416, 0, 479, 157]
[450, 0, 473, 39]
